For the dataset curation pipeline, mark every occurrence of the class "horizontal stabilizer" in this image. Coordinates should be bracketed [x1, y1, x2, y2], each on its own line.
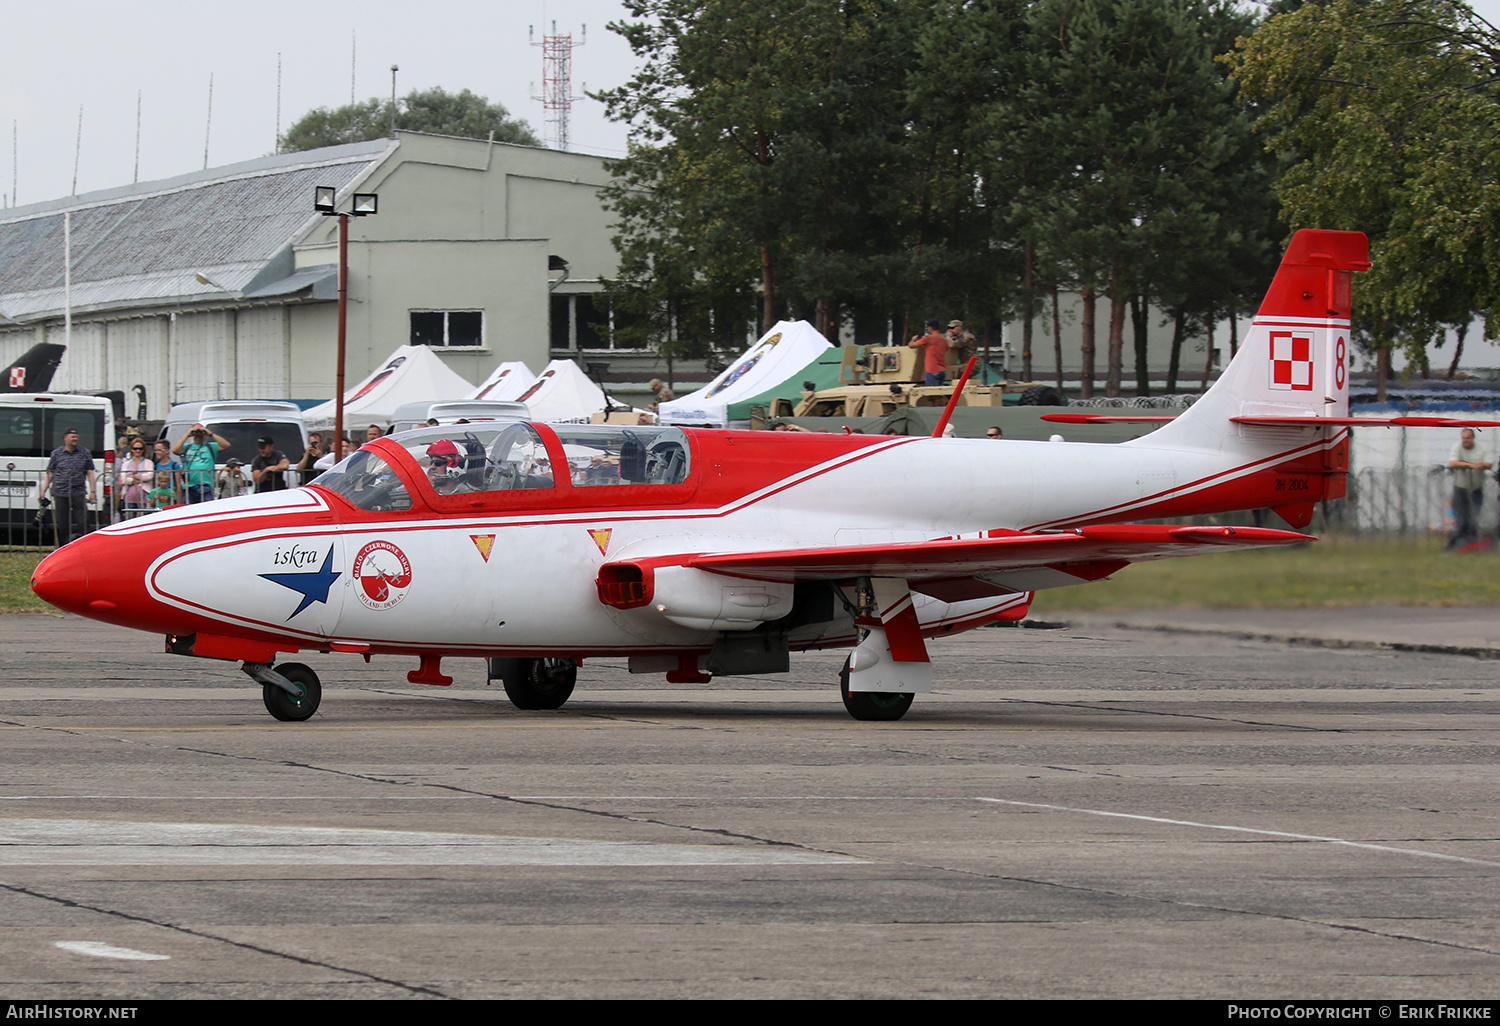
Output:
[689, 524, 1312, 584]
[1047, 414, 1500, 429]
[1232, 416, 1500, 428]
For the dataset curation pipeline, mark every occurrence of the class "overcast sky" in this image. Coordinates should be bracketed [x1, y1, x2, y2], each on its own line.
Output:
[7, 1, 1499, 368]
[0, 0, 641, 206]
[5, 0, 1500, 206]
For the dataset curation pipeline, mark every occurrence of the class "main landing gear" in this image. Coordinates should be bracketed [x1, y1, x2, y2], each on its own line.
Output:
[487, 657, 578, 710]
[839, 658, 914, 722]
[238, 654, 904, 722]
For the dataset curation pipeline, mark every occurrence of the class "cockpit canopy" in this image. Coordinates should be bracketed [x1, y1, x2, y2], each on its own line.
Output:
[313, 423, 693, 512]
[550, 425, 692, 488]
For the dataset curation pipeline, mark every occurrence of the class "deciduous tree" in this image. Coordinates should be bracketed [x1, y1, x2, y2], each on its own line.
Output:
[1230, 0, 1500, 393]
[279, 87, 539, 152]
[599, 0, 954, 351]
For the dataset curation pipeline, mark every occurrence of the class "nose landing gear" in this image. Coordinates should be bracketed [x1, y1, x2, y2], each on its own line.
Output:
[242, 661, 322, 721]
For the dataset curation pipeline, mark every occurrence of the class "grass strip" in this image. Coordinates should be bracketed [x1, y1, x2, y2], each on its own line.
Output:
[1030, 534, 1500, 611]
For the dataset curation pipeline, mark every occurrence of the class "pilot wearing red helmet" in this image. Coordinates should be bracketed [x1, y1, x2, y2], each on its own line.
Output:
[425, 439, 468, 494]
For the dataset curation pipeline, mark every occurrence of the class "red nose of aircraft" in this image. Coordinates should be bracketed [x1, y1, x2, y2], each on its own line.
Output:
[31, 539, 94, 615]
[32, 528, 173, 632]
[32, 491, 343, 636]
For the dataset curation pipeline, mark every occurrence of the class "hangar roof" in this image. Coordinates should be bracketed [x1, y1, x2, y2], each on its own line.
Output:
[0, 139, 394, 324]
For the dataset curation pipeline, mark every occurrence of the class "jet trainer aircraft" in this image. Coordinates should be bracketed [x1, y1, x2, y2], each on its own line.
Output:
[31, 229, 1479, 722]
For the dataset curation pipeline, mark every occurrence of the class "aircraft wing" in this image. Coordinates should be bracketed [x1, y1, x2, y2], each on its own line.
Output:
[686, 524, 1312, 598]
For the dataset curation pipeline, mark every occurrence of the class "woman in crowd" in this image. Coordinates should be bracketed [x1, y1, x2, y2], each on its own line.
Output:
[116, 438, 154, 519]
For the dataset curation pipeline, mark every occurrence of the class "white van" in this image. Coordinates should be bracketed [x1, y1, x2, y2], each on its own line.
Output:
[388, 400, 530, 435]
[0, 393, 115, 538]
[159, 401, 309, 465]
[159, 401, 313, 492]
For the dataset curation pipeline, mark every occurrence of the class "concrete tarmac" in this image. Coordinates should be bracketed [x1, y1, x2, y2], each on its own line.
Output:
[0, 610, 1496, 1000]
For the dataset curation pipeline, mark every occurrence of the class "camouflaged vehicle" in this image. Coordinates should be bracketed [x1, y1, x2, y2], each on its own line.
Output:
[770, 345, 1063, 420]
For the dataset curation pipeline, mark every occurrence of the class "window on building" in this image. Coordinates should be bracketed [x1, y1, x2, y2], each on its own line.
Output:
[549, 298, 571, 351]
[550, 294, 646, 350]
[410, 311, 484, 347]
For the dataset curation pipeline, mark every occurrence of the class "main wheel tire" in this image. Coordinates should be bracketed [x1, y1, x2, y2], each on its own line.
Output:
[498, 657, 577, 710]
[838, 659, 914, 722]
[262, 662, 321, 721]
[1017, 384, 1065, 407]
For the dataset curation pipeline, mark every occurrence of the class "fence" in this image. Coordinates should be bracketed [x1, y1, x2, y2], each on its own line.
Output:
[1341, 464, 1490, 538]
[0, 466, 323, 554]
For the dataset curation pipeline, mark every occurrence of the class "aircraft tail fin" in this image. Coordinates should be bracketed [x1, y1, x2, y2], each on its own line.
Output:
[1, 342, 66, 394]
[1131, 230, 1369, 524]
[1148, 229, 1368, 442]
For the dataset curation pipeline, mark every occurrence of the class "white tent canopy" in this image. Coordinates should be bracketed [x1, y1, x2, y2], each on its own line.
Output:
[657, 320, 832, 428]
[303, 345, 475, 434]
[467, 361, 537, 402]
[513, 359, 607, 424]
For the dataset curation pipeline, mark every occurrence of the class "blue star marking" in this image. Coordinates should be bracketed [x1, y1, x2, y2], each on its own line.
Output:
[260, 547, 341, 619]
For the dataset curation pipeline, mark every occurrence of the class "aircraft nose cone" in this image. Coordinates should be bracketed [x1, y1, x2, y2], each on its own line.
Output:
[31, 542, 95, 614]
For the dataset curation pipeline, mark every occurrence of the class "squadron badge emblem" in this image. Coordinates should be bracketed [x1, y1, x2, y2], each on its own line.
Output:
[352, 541, 413, 610]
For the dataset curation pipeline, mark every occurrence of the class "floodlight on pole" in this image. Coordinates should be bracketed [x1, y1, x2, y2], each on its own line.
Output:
[314, 187, 379, 462]
[548, 253, 570, 292]
[193, 271, 232, 291]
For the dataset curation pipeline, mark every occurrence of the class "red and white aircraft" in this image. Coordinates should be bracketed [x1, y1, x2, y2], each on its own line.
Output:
[31, 229, 1467, 722]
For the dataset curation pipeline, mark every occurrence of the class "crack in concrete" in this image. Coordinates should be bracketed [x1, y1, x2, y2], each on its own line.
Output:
[0, 880, 452, 999]
[823, 856, 1500, 959]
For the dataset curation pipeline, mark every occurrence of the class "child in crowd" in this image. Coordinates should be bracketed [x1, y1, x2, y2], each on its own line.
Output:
[149, 470, 177, 510]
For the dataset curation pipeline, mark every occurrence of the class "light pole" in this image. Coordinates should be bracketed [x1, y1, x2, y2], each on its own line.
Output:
[313, 186, 378, 461]
[389, 65, 399, 138]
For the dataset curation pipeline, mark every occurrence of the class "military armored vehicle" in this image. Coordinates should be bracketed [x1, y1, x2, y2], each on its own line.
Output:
[772, 345, 1063, 420]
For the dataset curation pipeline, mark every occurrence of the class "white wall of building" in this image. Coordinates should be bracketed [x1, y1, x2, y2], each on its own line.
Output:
[235, 307, 290, 399]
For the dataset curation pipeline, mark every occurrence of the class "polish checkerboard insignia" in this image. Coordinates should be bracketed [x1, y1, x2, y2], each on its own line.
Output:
[8, 366, 23, 388]
[1269, 331, 1314, 391]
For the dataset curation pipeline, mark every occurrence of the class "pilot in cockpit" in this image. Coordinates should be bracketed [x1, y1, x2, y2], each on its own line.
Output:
[424, 439, 472, 495]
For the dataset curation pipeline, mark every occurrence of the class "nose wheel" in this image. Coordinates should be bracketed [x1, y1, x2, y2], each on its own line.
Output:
[245, 661, 322, 721]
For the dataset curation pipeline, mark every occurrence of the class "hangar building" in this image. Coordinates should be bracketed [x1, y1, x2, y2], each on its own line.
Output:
[0, 132, 622, 419]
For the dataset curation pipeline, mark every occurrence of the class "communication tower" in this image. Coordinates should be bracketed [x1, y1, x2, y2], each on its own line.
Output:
[531, 21, 585, 151]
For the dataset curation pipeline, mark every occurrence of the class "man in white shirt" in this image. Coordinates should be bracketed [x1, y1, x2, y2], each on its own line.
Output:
[1448, 428, 1492, 546]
